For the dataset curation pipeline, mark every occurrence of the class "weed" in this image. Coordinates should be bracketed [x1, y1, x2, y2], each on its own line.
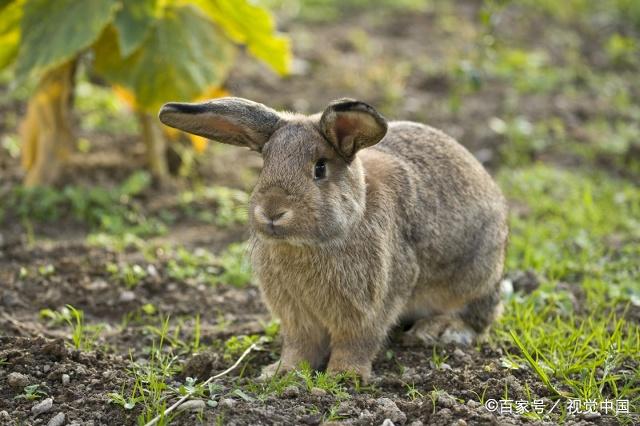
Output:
[108, 389, 142, 410]
[405, 382, 424, 401]
[37, 264, 55, 277]
[14, 384, 47, 401]
[66, 305, 102, 351]
[323, 402, 344, 422]
[430, 346, 449, 369]
[178, 185, 249, 227]
[192, 313, 201, 352]
[106, 262, 148, 288]
[2, 171, 166, 250]
[124, 317, 182, 425]
[215, 243, 252, 287]
[40, 306, 73, 326]
[40, 305, 102, 350]
[224, 335, 263, 361]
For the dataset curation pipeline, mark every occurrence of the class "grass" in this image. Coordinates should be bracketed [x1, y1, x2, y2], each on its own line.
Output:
[178, 185, 249, 227]
[165, 243, 252, 288]
[39, 304, 103, 351]
[107, 262, 148, 288]
[493, 165, 640, 422]
[244, 362, 355, 402]
[108, 317, 183, 425]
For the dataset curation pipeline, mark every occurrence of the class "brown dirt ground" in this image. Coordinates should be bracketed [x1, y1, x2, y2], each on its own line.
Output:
[1, 2, 637, 426]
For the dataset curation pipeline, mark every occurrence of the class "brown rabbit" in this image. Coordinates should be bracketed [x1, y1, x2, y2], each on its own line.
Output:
[159, 98, 508, 381]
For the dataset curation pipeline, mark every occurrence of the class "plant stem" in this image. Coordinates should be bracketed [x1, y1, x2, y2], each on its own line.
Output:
[20, 60, 76, 186]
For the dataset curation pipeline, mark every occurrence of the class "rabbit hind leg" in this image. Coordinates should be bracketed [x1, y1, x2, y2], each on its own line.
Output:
[402, 287, 502, 346]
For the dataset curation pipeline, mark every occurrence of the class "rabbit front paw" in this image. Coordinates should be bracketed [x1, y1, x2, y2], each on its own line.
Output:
[326, 359, 372, 383]
[257, 360, 294, 381]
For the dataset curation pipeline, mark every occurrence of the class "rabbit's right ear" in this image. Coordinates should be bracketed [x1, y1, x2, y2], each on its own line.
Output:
[319, 99, 387, 162]
[158, 97, 281, 152]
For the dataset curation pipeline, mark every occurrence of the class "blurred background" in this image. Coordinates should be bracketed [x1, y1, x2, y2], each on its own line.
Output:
[0, 1, 639, 423]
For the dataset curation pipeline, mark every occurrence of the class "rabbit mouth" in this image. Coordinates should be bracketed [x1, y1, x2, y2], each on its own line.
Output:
[255, 223, 290, 239]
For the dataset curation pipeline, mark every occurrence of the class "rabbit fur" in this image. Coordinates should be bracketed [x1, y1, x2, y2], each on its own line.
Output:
[159, 97, 508, 381]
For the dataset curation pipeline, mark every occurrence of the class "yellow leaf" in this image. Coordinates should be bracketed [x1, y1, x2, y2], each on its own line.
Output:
[195, 86, 229, 102]
[112, 85, 138, 109]
[189, 134, 208, 152]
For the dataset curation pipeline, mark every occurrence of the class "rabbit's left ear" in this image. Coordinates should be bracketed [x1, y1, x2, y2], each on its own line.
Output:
[319, 99, 387, 162]
[159, 97, 282, 152]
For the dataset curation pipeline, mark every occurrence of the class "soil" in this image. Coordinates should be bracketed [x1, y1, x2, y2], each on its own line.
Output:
[0, 2, 637, 426]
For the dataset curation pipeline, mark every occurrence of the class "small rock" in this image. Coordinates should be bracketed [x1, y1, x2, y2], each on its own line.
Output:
[87, 280, 109, 291]
[437, 408, 452, 418]
[581, 411, 601, 420]
[178, 400, 205, 412]
[452, 348, 468, 360]
[282, 385, 300, 398]
[61, 374, 70, 386]
[32, 398, 54, 416]
[7, 372, 30, 389]
[337, 400, 354, 415]
[376, 398, 406, 425]
[408, 421, 424, 426]
[220, 398, 236, 408]
[437, 393, 457, 409]
[466, 399, 480, 409]
[47, 412, 65, 426]
[43, 365, 51, 373]
[299, 414, 321, 425]
[358, 409, 376, 422]
[146, 265, 159, 277]
[500, 279, 514, 297]
[381, 420, 395, 426]
[310, 387, 327, 397]
[400, 367, 417, 381]
[454, 420, 467, 426]
[439, 363, 453, 371]
[119, 290, 136, 302]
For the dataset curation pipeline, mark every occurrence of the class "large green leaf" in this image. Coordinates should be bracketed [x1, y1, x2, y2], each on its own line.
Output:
[0, 0, 23, 70]
[190, 0, 291, 75]
[94, 5, 234, 112]
[114, 0, 157, 57]
[15, 0, 118, 78]
[0, 0, 15, 9]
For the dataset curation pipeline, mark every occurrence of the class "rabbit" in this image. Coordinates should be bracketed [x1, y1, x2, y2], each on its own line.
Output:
[159, 97, 509, 382]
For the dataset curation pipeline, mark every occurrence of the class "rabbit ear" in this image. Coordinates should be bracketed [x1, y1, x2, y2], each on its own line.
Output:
[319, 99, 388, 162]
[158, 97, 282, 152]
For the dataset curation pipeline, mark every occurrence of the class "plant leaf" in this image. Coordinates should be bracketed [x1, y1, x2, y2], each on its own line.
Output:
[0, 0, 23, 70]
[190, 0, 291, 75]
[113, 0, 157, 57]
[15, 0, 118, 79]
[94, 5, 234, 112]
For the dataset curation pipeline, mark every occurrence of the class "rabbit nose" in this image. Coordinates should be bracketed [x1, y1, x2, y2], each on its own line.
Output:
[255, 206, 293, 227]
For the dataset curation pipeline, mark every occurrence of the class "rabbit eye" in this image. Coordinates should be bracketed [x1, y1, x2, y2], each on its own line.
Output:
[314, 159, 327, 180]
